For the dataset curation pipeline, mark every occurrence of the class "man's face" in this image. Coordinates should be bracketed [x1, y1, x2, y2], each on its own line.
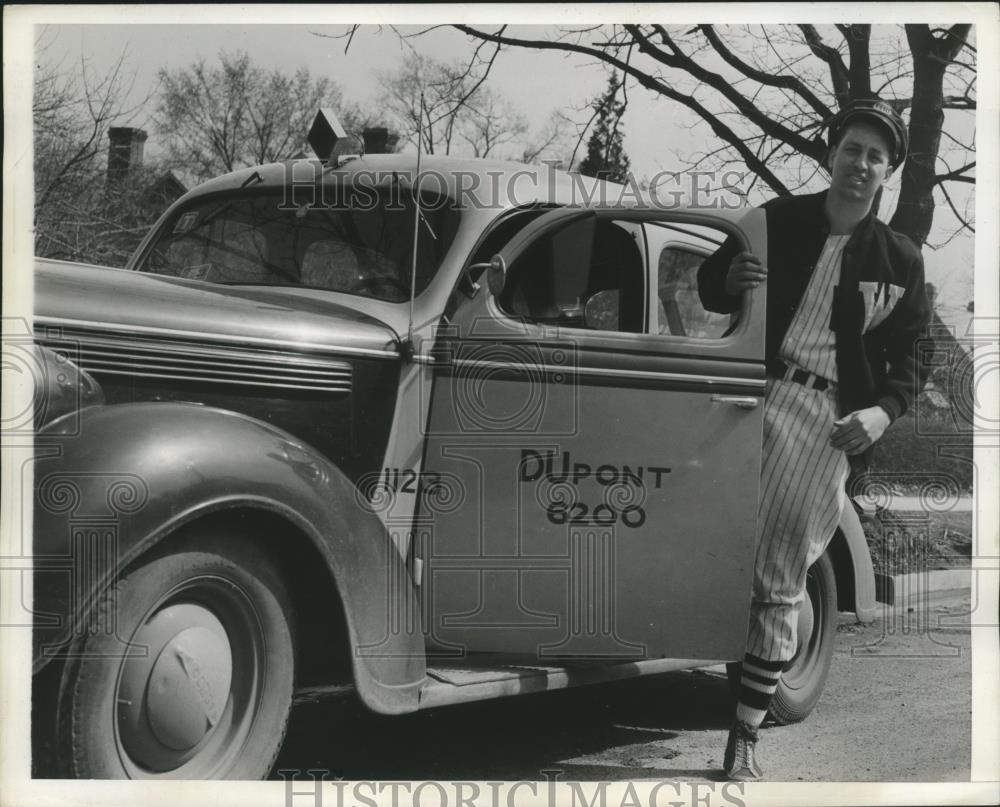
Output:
[827, 120, 895, 203]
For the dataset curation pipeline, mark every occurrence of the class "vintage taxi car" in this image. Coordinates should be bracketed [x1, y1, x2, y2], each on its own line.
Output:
[30, 121, 883, 779]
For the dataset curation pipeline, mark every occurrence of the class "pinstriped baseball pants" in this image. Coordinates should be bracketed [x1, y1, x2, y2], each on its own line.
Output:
[745, 377, 850, 662]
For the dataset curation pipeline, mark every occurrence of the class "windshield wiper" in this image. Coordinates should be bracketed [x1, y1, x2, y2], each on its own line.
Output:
[418, 208, 437, 241]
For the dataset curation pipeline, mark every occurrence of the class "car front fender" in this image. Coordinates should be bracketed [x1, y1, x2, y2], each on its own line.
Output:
[32, 401, 425, 714]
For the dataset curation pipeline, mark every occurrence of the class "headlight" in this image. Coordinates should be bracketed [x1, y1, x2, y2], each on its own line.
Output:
[33, 344, 105, 431]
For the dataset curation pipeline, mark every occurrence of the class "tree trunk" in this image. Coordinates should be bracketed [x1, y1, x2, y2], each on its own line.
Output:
[890, 31, 948, 248]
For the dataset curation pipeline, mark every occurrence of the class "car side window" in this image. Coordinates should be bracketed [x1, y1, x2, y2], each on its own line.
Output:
[498, 217, 646, 334]
[652, 225, 736, 339]
[656, 246, 733, 338]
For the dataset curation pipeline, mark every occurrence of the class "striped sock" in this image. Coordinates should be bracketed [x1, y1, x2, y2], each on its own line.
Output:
[735, 653, 785, 728]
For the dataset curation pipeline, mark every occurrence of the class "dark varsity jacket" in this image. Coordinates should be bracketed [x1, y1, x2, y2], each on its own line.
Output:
[698, 189, 931, 442]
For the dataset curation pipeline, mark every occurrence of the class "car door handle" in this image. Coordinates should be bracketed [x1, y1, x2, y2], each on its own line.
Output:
[711, 395, 759, 410]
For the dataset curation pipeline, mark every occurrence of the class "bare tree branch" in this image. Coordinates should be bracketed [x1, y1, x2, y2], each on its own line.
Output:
[937, 181, 975, 233]
[343, 24, 360, 53]
[930, 26, 977, 52]
[939, 24, 974, 60]
[34, 46, 150, 212]
[941, 96, 976, 109]
[699, 25, 832, 118]
[156, 52, 350, 181]
[631, 25, 826, 160]
[937, 126, 975, 151]
[798, 24, 850, 105]
[935, 162, 976, 184]
[454, 24, 793, 193]
[843, 24, 872, 97]
[568, 102, 604, 170]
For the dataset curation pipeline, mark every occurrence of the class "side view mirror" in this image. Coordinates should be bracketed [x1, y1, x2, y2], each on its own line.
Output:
[465, 254, 507, 299]
[485, 254, 507, 297]
[583, 289, 620, 331]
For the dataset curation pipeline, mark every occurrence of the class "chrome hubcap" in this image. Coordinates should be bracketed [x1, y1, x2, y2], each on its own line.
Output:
[118, 603, 233, 772]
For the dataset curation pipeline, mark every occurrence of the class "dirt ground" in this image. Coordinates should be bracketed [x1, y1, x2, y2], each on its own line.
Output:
[272, 593, 974, 783]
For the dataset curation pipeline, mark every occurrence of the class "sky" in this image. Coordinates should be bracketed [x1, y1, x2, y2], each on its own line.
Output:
[23, 13, 987, 332]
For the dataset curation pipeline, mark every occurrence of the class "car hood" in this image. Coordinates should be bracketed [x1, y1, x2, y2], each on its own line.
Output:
[34, 259, 400, 356]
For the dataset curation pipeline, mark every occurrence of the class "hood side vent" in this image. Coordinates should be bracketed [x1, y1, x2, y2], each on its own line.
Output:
[36, 327, 353, 395]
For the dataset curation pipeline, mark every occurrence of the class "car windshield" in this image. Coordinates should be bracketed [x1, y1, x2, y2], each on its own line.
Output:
[137, 187, 459, 302]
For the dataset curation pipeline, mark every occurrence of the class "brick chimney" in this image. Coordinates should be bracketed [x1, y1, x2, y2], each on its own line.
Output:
[107, 127, 148, 186]
[362, 127, 399, 155]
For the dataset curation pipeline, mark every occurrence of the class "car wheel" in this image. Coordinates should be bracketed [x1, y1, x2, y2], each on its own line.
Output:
[769, 550, 837, 723]
[725, 549, 838, 724]
[53, 528, 294, 779]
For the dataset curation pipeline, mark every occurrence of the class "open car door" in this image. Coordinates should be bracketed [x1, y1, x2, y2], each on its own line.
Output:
[419, 205, 767, 663]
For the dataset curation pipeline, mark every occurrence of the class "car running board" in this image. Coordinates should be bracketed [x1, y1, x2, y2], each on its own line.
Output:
[418, 657, 721, 709]
[291, 657, 725, 709]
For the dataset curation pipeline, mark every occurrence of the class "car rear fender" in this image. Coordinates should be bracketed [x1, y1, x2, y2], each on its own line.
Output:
[32, 401, 425, 714]
[829, 501, 880, 622]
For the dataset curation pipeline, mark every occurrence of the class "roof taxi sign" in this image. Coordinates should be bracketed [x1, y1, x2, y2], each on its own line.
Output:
[308, 108, 349, 162]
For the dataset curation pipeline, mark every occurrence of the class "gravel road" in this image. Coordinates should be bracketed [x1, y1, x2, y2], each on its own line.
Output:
[272, 594, 973, 782]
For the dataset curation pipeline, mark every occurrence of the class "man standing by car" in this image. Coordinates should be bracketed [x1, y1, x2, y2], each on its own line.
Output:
[697, 99, 930, 781]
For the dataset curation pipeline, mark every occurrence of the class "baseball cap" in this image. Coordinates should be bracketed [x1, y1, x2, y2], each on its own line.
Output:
[827, 99, 909, 168]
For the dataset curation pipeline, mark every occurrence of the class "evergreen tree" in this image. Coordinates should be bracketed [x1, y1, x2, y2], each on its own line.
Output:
[577, 74, 631, 183]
